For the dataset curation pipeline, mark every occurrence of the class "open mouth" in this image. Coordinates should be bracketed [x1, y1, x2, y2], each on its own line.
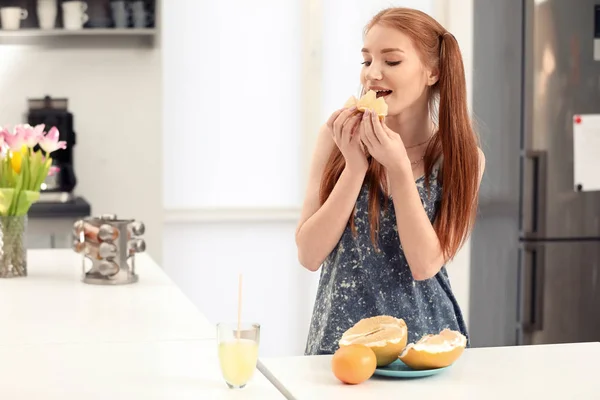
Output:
[374, 89, 393, 98]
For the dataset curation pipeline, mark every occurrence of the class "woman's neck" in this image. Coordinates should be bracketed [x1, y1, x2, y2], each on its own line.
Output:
[384, 103, 433, 147]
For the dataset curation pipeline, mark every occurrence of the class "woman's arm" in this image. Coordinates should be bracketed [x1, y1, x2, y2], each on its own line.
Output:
[295, 124, 367, 272]
[388, 148, 486, 280]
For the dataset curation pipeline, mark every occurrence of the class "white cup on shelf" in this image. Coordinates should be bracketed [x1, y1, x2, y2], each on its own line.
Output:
[37, 0, 58, 30]
[62, 0, 88, 30]
[0, 7, 28, 30]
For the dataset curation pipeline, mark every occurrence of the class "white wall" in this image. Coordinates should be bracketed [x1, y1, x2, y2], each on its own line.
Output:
[162, 0, 474, 357]
[0, 36, 163, 264]
[161, 0, 302, 210]
[161, 0, 309, 357]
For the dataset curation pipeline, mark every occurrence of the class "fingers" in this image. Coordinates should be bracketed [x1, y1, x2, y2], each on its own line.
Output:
[350, 116, 361, 137]
[341, 113, 362, 145]
[382, 122, 398, 140]
[332, 107, 357, 144]
[371, 111, 391, 143]
[360, 114, 373, 151]
[361, 110, 379, 148]
[360, 129, 373, 152]
[327, 108, 345, 145]
[326, 108, 345, 130]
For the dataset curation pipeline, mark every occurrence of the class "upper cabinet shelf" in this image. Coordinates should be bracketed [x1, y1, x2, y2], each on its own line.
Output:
[0, 28, 156, 37]
[0, 0, 159, 45]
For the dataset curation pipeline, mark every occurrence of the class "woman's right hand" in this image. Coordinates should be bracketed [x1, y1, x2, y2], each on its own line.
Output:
[326, 107, 368, 175]
[295, 108, 372, 271]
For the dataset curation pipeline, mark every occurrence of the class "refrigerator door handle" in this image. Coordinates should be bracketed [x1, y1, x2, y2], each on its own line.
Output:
[522, 150, 548, 238]
[522, 243, 545, 333]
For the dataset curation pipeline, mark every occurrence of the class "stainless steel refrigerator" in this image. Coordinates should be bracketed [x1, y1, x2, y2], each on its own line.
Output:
[469, 0, 600, 347]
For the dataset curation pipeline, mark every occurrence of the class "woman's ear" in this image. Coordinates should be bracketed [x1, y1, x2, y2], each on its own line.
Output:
[427, 67, 440, 86]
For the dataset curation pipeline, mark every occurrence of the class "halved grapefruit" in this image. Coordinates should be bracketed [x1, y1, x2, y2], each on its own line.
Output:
[339, 315, 408, 367]
[344, 95, 358, 108]
[399, 328, 467, 370]
[343, 90, 388, 119]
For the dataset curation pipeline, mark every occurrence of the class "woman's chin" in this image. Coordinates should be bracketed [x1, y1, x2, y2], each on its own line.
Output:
[385, 102, 410, 118]
[383, 101, 402, 117]
[385, 109, 401, 118]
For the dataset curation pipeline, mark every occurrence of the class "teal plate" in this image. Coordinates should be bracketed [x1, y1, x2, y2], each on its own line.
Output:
[373, 360, 451, 378]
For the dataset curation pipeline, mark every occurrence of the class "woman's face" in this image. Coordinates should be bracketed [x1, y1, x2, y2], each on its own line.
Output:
[360, 24, 437, 116]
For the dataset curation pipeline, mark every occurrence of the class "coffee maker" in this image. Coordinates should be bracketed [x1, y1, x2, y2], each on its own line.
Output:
[27, 95, 77, 203]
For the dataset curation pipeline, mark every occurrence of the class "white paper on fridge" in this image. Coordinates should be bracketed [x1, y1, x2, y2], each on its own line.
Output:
[573, 114, 600, 192]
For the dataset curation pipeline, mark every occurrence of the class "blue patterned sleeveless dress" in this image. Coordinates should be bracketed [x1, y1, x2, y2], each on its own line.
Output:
[304, 164, 469, 355]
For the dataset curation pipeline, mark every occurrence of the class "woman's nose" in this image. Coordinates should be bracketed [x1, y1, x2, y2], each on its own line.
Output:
[365, 67, 382, 81]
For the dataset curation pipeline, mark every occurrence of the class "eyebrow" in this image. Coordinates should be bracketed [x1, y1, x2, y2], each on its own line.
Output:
[361, 47, 404, 54]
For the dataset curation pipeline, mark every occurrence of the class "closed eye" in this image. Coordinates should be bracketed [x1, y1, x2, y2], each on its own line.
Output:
[361, 61, 401, 67]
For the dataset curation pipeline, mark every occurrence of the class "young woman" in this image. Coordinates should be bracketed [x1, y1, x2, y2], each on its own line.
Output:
[296, 7, 486, 355]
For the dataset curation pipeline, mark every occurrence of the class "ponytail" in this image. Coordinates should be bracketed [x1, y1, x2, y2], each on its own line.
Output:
[428, 32, 481, 261]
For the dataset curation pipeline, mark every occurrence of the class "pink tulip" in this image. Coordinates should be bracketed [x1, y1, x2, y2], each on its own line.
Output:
[38, 126, 67, 154]
[2, 125, 26, 151]
[21, 124, 45, 148]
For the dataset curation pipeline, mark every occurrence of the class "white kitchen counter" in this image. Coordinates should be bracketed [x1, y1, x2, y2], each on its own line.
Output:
[0, 339, 284, 399]
[0, 249, 281, 398]
[259, 342, 600, 399]
[4, 249, 599, 399]
[0, 249, 216, 345]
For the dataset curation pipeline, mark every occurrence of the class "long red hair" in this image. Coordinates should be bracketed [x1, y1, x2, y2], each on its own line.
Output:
[319, 8, 480, 261]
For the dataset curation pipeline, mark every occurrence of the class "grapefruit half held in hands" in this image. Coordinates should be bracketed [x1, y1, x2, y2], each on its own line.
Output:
[343, 90, 388, 119]
[399, 328, 467, 370]
[331, 344, 377, 385]
[338, 315, 408, 367]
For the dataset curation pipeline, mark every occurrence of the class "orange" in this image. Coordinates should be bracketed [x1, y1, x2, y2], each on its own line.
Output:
[331, 344, 377, 385]
[343, 90, 388, 119]
[399, 328, 467, 370]
[339, 315, 408, 367]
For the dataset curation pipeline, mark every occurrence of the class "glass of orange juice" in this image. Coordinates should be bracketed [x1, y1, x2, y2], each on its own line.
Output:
[216, 322, 260, 389]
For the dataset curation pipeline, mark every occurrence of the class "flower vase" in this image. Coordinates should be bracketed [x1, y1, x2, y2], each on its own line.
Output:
[0, 215, 27, 278]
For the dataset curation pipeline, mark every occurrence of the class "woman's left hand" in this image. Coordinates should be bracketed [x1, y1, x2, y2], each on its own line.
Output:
[360, 110, 409, 173]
